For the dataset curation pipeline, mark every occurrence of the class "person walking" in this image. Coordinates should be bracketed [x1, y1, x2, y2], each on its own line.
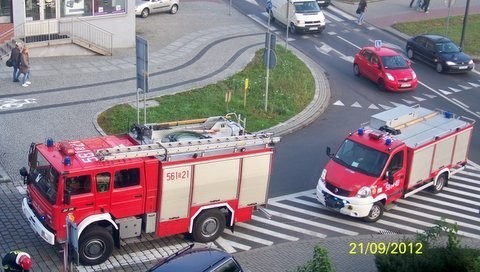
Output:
[9, 42, 21, 82]
[2, 250, 32, 272]
[19, 47, 31, 87]
[356, 0, 367, 25]
[421, 0, 430, 13]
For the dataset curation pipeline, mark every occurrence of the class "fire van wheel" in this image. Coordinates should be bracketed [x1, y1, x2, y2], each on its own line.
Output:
[432, 173, 447, 194]
[364, 202, 384, 222]
[192, 209, 226, 243]
[78, 226, 114, 266]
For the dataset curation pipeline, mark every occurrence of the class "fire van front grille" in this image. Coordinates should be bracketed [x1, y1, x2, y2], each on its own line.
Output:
[326, 182, 350, 197]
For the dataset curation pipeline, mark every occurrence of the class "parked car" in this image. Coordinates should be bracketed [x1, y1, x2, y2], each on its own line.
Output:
[353, 46, 418, 92]
[135, 0, 179, 18]
[406, 34, 475, 73]
[161, 131, 210, 142]
[317, 0, 331, 8]
[147, 244, 244, 272]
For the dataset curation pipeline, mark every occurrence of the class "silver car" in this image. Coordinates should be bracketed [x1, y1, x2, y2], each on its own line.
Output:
[135, 0, 179, 18]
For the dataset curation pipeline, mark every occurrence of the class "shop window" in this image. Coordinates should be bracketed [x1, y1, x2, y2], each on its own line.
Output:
[61, 0, 93, 16]
[94, 0, 125, 15]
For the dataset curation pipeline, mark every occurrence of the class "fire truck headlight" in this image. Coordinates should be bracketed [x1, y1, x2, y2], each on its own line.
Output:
[356, 186, 371, 198]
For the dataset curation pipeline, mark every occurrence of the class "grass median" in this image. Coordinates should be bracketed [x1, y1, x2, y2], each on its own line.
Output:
[98, 45, 315, 135]
[392, 14, 480, 57]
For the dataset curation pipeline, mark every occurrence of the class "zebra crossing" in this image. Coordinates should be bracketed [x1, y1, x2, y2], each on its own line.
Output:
[210, 161, 480, 253]
[79, 161, 480, 271]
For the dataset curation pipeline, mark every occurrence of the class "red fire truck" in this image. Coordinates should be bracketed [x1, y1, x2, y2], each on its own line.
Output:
[20, 117, 280, 265]
[316, 105, 474, 222]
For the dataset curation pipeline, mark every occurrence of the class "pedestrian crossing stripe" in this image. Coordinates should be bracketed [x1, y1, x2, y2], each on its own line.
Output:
[82, 164, 480, 270]
[469, 82, 480, 88]
[458, 85, 472, 90]
[450, 87, 464, 92]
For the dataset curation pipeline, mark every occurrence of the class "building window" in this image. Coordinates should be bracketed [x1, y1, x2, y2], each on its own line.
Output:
[94, 0, 125, 15]
[60, 0, 125, 17]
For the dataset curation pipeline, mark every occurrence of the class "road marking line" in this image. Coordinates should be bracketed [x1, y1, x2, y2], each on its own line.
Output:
[407, 194, 479, 214]
[443, 187, 480, 199]
[223, 229, 274, 245]
[252, 215, 327, 238]
[383, 211, 480, 239]
[397, 199, 480, 222]
[376, 219, 422, 234]
[450, 176, 480, 186]
[419, 81, 480, 118]
[287, 197, 387, 233]
[216, 236, 251, 253]
[265, 207, 359, 236]
[236, 222, 299, 241]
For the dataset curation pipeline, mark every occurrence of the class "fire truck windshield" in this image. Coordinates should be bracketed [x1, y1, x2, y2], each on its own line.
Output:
[30, 151, 60, 204]
[334, 139, 388, 177]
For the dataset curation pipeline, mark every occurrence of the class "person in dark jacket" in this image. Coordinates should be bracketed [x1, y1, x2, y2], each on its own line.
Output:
[2, 250, 32, 272]
[421, 0, 430, 13]
[356, 0, 367, 25]
[9, 42, 21, 82]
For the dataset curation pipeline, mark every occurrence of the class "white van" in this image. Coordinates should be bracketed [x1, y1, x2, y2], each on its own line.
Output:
[268, 0, 326, 34]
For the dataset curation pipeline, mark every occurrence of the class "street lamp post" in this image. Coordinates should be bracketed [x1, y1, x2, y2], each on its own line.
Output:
[459, 0, 470, 49]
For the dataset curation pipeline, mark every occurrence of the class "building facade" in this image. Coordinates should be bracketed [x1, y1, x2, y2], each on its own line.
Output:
[3, 0, 135, 49]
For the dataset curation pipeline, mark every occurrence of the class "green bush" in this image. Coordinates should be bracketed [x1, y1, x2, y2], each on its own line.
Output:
[375, 219, 480, 272]
[296, 245, 335, 272]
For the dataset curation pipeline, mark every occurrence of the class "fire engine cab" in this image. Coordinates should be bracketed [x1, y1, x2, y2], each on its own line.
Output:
[20, 115, 279, 265]
[316, 105, 474, 222]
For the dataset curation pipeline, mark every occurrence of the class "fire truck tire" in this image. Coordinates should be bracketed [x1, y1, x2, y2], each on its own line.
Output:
[364, 201, 384, 222]
[78, 226, 114, 266]
[432, 173, 447, 194]
[191, 209, 226, 243]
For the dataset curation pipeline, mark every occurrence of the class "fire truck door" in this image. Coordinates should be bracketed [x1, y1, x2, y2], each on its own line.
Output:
[384, 150, 406, 199]
[94, 172, 112, 213]
[63, 175, 95, 223]
[110, 167, 145, 218]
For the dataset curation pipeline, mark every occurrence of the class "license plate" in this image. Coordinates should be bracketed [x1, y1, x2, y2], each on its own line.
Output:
[310, 27, 318, 30]
[401, 83, 411, 87]
[459, 66, 468, 69]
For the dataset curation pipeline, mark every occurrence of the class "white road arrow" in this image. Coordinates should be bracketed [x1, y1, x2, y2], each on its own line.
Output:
[315, 43, 354, 63]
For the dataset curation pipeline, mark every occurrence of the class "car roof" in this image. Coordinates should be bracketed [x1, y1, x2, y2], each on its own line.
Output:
[417, 34, 452, 43]
[148, 245, 235, 272]
[361, 46, 399, 56]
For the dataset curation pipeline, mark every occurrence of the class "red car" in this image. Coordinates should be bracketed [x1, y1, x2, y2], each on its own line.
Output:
[353, 46, 417, 92]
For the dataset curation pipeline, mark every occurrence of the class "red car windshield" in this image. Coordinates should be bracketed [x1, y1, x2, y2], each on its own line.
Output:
[381, 55, 409, 70]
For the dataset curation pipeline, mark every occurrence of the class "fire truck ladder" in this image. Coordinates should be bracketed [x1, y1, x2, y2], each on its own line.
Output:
[95, 133, 280, 161]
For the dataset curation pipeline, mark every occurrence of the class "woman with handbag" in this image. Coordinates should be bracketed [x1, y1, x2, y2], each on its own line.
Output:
[19, 47, 31, 87]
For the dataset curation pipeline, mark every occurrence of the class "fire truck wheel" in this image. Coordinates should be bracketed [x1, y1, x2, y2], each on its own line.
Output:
[78, 226, 114, 266]
[192, 209, 226, 243]
[364, 202, 384, 223]
[432, 173, 447, 194]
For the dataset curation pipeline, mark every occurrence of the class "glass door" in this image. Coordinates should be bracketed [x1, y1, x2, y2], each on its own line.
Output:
[0, 0, 12, 23]
[25, 0, 56, 21]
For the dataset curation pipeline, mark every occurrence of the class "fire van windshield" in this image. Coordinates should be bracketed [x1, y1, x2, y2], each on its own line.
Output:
[30, 151, 60, 204]
[333, 139, 388, 177]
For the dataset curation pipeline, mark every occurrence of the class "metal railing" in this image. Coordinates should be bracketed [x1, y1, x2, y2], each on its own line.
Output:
[0, 18, 112, 56]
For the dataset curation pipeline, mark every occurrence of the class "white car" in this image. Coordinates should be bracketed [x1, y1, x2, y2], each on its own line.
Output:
[135, 0, 179, 18]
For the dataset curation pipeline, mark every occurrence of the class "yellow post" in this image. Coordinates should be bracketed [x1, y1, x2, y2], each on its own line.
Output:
[244, 78, 249, 107]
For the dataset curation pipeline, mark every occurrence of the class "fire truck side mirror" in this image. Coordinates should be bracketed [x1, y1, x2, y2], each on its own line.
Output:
[385, 171, 394, 185]
[64, 189, 71, 205]
[19, 167, 29, 185]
